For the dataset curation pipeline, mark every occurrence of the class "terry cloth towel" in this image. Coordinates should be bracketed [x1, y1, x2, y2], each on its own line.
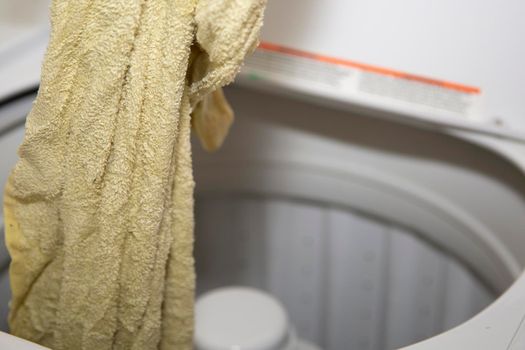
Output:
[3, 0, 266, 349]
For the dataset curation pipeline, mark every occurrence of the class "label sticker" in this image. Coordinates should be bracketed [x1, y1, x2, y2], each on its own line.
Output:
[241, 42, 484, 121]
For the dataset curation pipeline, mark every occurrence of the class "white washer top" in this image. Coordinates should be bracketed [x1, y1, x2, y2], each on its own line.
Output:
[195, 287, 290, 350]
[2, 14, 525, 350]
[0, 332, 49, 350]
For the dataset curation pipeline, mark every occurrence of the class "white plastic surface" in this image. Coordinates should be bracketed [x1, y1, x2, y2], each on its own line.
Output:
[0, 332, 49, 350]
[404, 272, 525, 349]
[2, 3, 525, 350]
[194, 194, 494, 349]
[196, 88, 525, 289]
[195, 287, 290, 350]
[0, 0, 48, 100]
[190, 89, 525, 350]
[260, 0, 525, 132]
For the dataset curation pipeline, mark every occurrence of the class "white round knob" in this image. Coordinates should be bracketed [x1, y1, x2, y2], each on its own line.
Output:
[195, 287, 290, 350]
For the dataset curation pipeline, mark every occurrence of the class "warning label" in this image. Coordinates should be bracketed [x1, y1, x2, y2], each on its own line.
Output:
[359, 72, 472, 114]
[241, 42, 484, 121]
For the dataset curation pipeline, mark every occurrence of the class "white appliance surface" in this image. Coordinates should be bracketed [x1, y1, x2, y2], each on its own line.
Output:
[1, 1, 525, 350]
[260, 0, 525, 131]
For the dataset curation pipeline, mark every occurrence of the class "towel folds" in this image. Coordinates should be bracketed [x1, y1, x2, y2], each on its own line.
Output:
[3, 0, 266, 349]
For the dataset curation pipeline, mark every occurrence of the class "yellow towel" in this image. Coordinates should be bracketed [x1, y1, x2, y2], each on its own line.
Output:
[3, 0, 266, 349]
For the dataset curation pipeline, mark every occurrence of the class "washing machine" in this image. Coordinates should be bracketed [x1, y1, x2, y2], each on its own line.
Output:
[1, 1, 525, 349]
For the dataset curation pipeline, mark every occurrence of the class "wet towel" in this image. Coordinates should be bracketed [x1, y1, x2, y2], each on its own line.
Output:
[3, 0, 266, 349]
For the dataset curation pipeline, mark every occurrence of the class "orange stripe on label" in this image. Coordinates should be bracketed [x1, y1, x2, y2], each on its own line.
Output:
[258, 41, 481, 95]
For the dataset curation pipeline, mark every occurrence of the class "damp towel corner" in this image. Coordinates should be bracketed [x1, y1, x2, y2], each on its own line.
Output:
[2, 0, 266, 349]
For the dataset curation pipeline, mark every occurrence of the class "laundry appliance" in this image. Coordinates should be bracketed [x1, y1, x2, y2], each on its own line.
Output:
[1, 1, 525, 349]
